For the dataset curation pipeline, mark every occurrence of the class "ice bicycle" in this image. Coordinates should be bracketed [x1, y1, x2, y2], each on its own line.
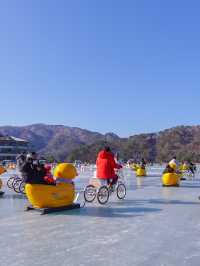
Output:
[181, 169, 195, 180]
[7, 175, 25, 194]
[84, 169, 126, 205]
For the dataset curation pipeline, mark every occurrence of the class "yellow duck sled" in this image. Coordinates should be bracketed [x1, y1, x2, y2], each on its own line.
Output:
[130, 163, 138, 172]
[162, 161, 181, 186]
[136, 167, 146, 177]
[25, 163, 80, 214]
[162, 173, 180, 187]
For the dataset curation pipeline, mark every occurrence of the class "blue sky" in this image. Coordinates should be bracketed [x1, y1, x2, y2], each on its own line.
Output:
[0, 0, 200, 136]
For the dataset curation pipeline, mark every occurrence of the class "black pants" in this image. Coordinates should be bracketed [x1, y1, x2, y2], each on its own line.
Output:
[107, 176, 118, 186]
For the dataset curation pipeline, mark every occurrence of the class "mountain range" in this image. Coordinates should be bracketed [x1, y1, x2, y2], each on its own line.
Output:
[0, 124, 199, 162]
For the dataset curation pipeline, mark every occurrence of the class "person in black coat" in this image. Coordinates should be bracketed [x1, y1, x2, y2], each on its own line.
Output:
[20, 153, 47, 185]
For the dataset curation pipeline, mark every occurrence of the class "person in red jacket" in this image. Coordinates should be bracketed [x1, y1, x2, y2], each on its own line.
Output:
[96, 146, 122, 187]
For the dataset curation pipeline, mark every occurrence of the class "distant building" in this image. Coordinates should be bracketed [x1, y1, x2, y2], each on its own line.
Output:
[0, 135, 29, 161]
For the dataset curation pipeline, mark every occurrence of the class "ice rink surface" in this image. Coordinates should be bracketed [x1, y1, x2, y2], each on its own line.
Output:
[1, 166, 200, 266]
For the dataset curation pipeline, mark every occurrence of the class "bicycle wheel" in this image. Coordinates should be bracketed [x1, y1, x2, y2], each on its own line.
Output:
[19, 181, 26, 194]
[117, 183, 126, 199]
[12, 177, 21, 187]
[13, 179, 22, 193]
[7, 177, 15, 189]
[97, 186, 109, 205]
[84, 185, 96, 202]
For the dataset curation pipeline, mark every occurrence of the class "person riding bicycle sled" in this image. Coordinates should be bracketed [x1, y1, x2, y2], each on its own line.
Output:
[96, 146, 122, 189]
[188, 160, 196, 175]
[140, 158, 146, 169]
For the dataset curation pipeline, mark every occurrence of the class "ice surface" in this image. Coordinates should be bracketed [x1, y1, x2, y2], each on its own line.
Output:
[1, 166, 200, 266]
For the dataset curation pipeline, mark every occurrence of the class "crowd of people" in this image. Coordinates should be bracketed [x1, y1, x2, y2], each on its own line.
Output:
[14, 148, 197, 188]
[16, 146, 123, 189]
[163, 156, 196, 175]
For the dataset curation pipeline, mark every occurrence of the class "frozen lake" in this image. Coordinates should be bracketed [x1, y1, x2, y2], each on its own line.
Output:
[1, 166, 200, 266]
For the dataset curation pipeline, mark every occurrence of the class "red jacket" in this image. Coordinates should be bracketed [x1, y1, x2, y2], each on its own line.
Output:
[96, 150, 122, 179]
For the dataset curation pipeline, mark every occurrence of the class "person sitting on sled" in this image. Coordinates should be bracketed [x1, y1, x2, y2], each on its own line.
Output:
[20, 153, 55, 185]
[163, 164, 175, 174]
